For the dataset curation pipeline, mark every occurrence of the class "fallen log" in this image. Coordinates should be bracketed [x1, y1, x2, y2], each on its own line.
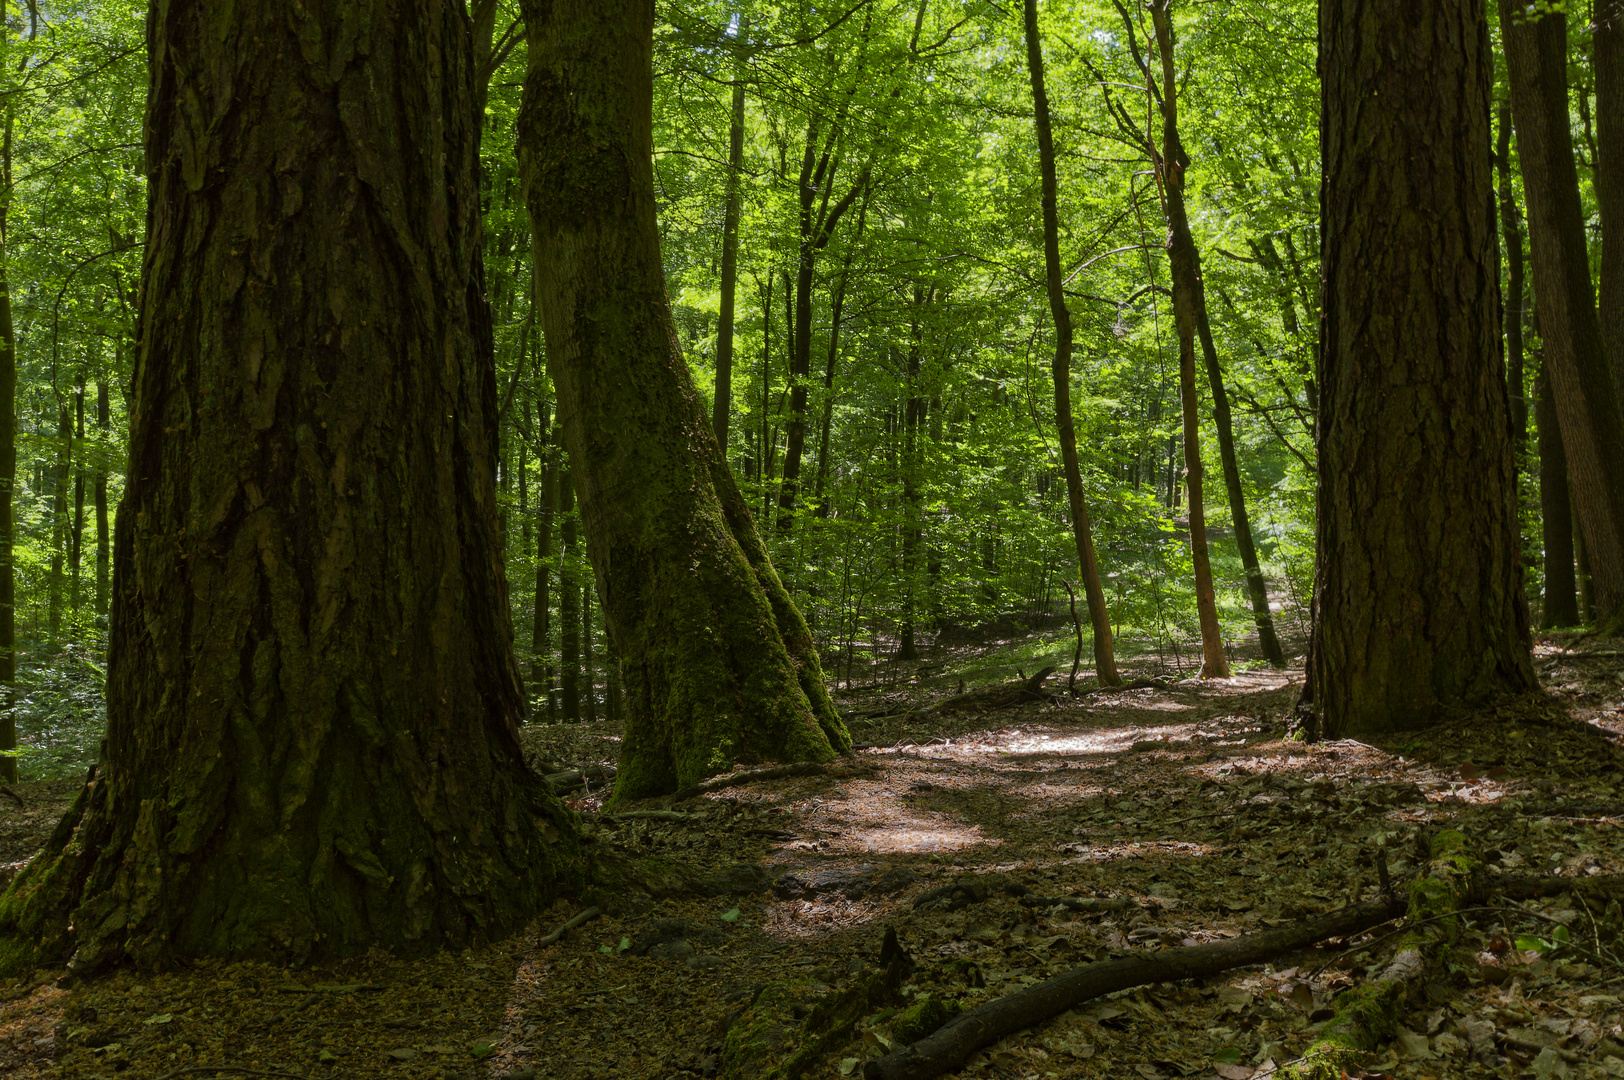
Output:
[910, 667, 1057, 722]
[863, 893, 1406, 1080]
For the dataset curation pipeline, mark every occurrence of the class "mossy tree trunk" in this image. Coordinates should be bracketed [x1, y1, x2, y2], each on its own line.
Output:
[1306, 0, 1536, 737]
[0, 0, 582, 977]
[0, 108, 14, 784]
[1023, 0, 1120, 687]
[517, 0, 850, 802]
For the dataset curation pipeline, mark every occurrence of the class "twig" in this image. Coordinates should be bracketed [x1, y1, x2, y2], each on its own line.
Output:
[536, 906, 602, 948]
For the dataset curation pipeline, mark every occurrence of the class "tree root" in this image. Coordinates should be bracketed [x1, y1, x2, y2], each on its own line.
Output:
[862, 894, 1406, 1080]
[670, 762, 828, 802]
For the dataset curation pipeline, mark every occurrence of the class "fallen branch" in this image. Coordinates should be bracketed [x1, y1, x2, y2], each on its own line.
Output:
[863, 894, 1406, 1080]
[907, 667, 1058, 723]
[0, 786, 22, 808]
[1018, 894, 1138, 914]
[543, 764, 615, 795]
[1493, 873, 1624, 902]
[670, 762, 828, 802]
[602, 809, 698, 822]
[535, 906, 602, 948]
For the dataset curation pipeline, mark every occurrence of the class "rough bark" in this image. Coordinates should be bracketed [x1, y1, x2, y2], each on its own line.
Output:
[1306, 0, 1535, 737]
[517, 0, 850, 803]
[1597, 0, 1624, 393]
[1537, 368, 1580, 627]
[1023, 0, 1119, 687]
[0, 0, 582, 976]
[1501, 1, 1624, 626]
[1149, 0, 1229, 679]
[0, 109, 14, 784]
[711, 34, 747, 451]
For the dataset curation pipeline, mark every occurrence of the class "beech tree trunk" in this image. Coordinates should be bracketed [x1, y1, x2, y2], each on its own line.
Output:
[95, 378, 109, 617]
[531, 408, 555, 719]
[1306, 0, 1535, 737]
[1537, 368, 1580, 627]
[1149, 0, 1230, 679]
[518, 0, 850, 801]
[1501, 1, 1624, 627]
[0, 0, 582, 976]
[559, 466, 580, 722]
[1024, 0, 1119, 687]
[47, 400, 70, 639]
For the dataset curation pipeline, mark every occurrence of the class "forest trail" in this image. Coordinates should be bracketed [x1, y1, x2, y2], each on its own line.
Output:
[1, 641, 1621, 1080]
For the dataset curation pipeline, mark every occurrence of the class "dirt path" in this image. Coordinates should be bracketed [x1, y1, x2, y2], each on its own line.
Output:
[2, 645, 1623, 1080]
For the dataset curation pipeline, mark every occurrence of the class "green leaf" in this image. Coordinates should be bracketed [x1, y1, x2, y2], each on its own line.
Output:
[1213, 1046, 1246, 1064]
[720, 907, 741, 922]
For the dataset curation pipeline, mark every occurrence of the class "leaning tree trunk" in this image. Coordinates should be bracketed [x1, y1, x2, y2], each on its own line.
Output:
[1023, 0, 1119, 687]
[1596, 0, 1624, 394]
[1305, 0, 1535, 738]
[1150, 0, 1230, 679]
[517, 0, 850, 802]
[1501, 0, 1624, 628]
[0, 0, 582, 977]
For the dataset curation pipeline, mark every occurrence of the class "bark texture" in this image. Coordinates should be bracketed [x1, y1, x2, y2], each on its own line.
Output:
[1501, 1, 1624, 625]
[518, 0, 850, 802]
[1023, 0, 1119, 687]
[1308, 0, 1535, 736]
[1537, 368, 1580, 627]
[1596, 0, 1624, 393]
[0, 0, 582, 975]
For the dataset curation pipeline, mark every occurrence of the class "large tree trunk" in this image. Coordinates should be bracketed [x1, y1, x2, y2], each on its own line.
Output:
[0, 0, 582, 976]
[1537, 368, 1580, 627]
[1596, 0, 1624, 393]
[1023, 0, 1119, 687]
[1149, 0, 1230, 679]
[1305, 0, 1535, 737]
[517, 0, 850, 802]
[1501, 1, 1624, 627]
[0, 109, 14, 784]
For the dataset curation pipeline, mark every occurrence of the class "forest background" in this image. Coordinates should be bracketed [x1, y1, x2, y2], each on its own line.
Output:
[0, 0, 1597, 780]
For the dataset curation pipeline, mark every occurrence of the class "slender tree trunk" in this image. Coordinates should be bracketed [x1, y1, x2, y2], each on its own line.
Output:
[47, 400, 70, 640]
[559, 466, 580, 722]
[95, 378, 109, 617]
[530, 404, 555, 718]
[0, 109, 15, 783]
[1596, 0, 1624, 392]
[1023, 0, 1119, 686]
[517, 0, 849, 800]
[582, 581, 596, 724]
[814, 191, 870, 517]
[1537, 368, 1580, 626]
[1496, 103, 1529, 465]
[1305, 0, 1535, 737]
[0, 0, 581, 975]
[1148, 0, 1254, 675]
[70, 383, 85, 614]
[712, 32, 747, 450]
[1501, 0, 1624, 628]
[898, 285, 930, 663]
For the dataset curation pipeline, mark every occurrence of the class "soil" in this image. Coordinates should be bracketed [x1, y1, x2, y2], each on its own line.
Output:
[2, 635, 1622, 1080]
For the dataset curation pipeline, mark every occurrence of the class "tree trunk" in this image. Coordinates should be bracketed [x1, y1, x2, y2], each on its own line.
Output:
[1501, 0, 1624, 627]
[0, 0, 581, 976]
[1149, 0, 1232, 678]
[47, 400, 70, 639]
[711, 36, 746, 450]
[582, 579, 596, 724]
[1305, 0, 1535, 737]
[70, 383, 85, 614]
[559, 466, 580, 722]
[814, 190, 870, 518]
[1496, 103, 1528, 465]
[531, 406, 555, 719]
[517, 0, 850, 801]
[1023, 0, 1119, 687]
[1305, 0, 1533, 734]
[898, 283, 932, 664]
[0, 108, 15, 784]
[1537, 368, 1580, 627]
[95, 378, 109, 617]
[1596, 0, 1624, 393]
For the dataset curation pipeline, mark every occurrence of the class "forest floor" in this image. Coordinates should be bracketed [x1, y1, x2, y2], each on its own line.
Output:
[1, 633, 1622, 1080]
